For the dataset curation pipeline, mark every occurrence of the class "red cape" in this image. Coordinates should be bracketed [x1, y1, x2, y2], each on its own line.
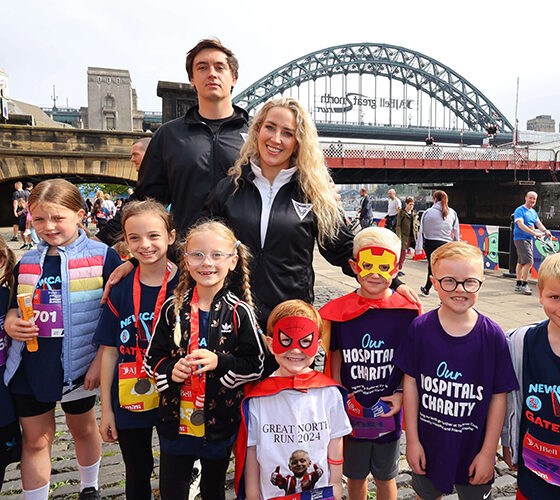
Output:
[319, 290, 421, 322]
[234, 371, 346, 500]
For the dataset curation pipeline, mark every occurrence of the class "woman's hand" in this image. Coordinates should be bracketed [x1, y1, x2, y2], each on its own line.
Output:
[396, 284, 421, 305]
[186, 349, 219, 374]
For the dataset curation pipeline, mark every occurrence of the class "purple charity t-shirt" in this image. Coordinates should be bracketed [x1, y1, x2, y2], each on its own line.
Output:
[330, 306, 418, 442]
[393, 309, 519, 494]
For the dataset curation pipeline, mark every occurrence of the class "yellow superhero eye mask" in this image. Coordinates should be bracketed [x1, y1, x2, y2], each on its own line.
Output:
[356, 246, 398, 281]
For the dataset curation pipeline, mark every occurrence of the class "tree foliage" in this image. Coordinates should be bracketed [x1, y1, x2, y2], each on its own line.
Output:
[79, 183, 132, 199]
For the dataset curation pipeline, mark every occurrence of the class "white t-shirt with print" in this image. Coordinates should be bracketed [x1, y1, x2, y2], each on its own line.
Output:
[247, 382, 351, 499]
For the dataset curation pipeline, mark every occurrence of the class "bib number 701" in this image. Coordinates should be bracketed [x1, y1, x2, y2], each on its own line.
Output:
[34, 310, 57, 323]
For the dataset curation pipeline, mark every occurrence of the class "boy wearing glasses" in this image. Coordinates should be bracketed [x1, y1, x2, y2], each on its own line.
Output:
[320, 227, 421, 500]
[394, 241, 519, 500]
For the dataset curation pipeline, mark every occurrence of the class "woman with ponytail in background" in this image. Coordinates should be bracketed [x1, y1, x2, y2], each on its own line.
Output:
[416, 190, 460, 296]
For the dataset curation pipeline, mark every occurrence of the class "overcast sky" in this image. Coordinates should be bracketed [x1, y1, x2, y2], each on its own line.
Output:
[3, 0, 558, 130]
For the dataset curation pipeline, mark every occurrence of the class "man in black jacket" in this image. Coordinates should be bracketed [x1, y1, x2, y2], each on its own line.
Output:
[96, 38, 248, 245]
[358, 188, 373, 229]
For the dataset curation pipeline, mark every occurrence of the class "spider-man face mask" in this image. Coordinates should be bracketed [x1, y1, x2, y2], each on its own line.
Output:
[272, 316, 320, 357]
[355, 246, 399, 281]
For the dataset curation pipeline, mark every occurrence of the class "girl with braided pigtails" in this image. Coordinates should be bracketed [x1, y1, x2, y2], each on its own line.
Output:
[144, 220, 265, 500]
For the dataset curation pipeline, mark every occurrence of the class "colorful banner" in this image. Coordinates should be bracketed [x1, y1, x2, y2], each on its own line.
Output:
[371, 218, 560, 277]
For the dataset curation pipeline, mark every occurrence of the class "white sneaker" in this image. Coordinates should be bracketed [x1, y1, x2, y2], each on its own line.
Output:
[520, 284, 532, 295]
[514, 284, 522, 293]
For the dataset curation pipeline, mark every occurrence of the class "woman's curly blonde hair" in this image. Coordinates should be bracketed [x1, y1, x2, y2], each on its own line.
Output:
[228, 98, 342, 247]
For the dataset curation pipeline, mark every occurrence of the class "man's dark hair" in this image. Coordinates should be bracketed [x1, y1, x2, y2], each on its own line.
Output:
[185, 38, 239, 81]
[25, 182, 33, 190]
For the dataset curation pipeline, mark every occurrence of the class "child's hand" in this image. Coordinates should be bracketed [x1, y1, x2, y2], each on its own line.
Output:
[468, 450, 495, 484]
[5, 317, 39, 342]
[99, 410, 118, 442]
[502, 446, 517, 471]
[406, 439, 426, 475]
[187, 349, 218, 374]
[84, 350, 102, 390]
[171, 357, 192, 383]
[379, 392, 403, 417]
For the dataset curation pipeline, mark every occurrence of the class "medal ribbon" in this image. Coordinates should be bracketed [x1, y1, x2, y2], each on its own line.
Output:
[133, 260, 173, 379]
[188, 286, 206, 411]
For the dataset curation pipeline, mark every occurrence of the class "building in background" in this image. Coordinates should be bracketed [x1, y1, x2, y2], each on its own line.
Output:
[527, 115, 555, 133]
[87, 67, 144, 132]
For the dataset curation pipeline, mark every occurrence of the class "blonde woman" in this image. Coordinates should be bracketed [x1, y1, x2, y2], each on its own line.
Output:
[204, 97, 416, 327]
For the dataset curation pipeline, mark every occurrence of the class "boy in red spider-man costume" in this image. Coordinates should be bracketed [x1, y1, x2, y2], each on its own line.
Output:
[234, 300, 352, 500]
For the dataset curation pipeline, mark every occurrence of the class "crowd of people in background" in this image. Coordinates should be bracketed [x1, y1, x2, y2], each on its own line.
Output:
[1, 37, 558, 500]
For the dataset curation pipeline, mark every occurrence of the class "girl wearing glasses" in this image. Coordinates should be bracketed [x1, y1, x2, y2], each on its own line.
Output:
[144, 220, 264, 500]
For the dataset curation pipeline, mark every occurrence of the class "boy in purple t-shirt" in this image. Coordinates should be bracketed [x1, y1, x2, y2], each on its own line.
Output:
[320, 227, 421, 500]
[394, 241, 518, 500]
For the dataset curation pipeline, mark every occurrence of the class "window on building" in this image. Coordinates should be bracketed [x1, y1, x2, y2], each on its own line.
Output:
[106, 116, 115, 130]
[104, 95, 115, 108]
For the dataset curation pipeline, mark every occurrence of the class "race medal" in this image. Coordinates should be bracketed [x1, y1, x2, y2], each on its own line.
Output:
[117, 262, 172, 412]
[178, 286, 207, 435]
[190, 409, 204, 426]
[134, 378, 151, 395]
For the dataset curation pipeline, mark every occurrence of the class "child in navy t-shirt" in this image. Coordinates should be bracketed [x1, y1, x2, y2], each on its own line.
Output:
[502, 252, 560, 500]
[95, 200, 179, 500]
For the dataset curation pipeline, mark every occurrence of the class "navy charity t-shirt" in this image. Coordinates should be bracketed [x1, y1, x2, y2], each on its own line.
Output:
[159, 308, 234, 458]
[393, 309, 519, 494]
[9, 249, 121, 402]
[517, 321, 560, 499]
[94, 270, 179, 429]
[330, 305, 418, 442]
[0, 287, 16, 426]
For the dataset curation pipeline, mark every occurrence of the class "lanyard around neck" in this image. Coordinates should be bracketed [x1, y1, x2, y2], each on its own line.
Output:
[133, 260, 173, 378]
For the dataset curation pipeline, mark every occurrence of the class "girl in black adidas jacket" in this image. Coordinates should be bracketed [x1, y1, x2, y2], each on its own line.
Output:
[144, 220, 264, 500]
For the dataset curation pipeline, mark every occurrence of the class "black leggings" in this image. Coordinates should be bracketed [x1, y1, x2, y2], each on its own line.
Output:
[118, 427, 155, 500]
[159, 448, 232, 500]
[423, 239, 449, 291]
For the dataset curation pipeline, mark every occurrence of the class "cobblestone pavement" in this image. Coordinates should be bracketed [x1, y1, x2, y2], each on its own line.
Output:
[2, 238, 544, 498]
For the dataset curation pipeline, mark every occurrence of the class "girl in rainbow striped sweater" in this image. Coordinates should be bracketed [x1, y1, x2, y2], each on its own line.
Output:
[4, 179, 121, 500]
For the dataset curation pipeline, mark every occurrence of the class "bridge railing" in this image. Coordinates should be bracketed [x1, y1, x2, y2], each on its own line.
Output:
[320, 142, 556, 169]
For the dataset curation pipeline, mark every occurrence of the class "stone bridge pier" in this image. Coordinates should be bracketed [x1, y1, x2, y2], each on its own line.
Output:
[0, 124, 148, 225]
